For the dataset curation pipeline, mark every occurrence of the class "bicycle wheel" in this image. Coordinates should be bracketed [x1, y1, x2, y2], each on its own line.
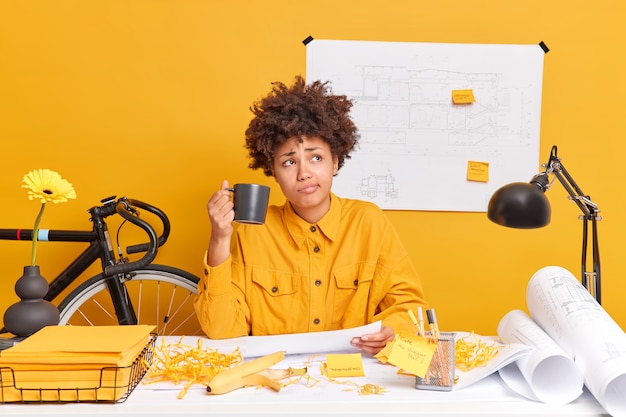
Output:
[57, 265, 203, 336]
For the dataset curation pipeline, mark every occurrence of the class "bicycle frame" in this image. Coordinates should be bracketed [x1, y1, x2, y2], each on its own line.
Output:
[0, 196, 169, 331]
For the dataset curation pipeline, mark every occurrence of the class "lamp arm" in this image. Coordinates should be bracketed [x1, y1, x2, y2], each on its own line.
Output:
[550, 161, 599, 220]
[591, 217, 601, 303]
[547, 153, 601, 303]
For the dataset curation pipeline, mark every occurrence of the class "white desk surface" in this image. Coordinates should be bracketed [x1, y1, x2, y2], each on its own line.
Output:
[0, 353, 610, 417]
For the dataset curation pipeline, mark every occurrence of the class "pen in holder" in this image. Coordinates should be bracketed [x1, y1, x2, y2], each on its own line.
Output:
[415, 332, 455, 392]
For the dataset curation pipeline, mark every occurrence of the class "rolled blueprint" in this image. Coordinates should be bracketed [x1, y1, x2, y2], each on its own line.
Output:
[497, 309, 583, 404]
[526, 266, 626, 417]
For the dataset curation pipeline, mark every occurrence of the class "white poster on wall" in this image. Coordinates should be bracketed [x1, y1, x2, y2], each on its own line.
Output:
[306, 39, 545, 212]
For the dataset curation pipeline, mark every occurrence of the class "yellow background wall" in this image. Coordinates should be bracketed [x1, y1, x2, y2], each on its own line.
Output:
[1, 1, 624, 335]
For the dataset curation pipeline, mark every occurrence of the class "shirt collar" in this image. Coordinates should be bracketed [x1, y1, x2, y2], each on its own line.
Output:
[282, 192, 341, 247]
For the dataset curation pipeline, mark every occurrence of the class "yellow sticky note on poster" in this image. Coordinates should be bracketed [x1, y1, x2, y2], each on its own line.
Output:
[325, 353, 365, 378]
[467, 161, 489, 182]
[386, 332, 437, 378]
[452, 89, 475, 104]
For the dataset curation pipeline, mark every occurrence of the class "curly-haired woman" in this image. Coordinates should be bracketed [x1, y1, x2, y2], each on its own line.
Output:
[194, 76, 429, 355]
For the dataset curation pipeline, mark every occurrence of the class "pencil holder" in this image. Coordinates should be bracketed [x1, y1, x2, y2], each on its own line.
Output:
[415, 332, 455, 391]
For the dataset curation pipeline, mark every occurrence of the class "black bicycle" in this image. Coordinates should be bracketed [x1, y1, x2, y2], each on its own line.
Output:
[0, 196, 201, 336]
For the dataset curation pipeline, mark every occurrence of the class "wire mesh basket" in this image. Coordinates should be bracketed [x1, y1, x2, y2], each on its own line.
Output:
[0, 333, 156, 403]
[415, 332, 455, 391]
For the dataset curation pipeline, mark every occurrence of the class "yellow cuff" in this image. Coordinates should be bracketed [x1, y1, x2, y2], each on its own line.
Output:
[201, 250, 232, 294]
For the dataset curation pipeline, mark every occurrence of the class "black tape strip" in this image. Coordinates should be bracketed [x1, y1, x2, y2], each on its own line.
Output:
[539, 41, 549, 53]
[302, 35, 314, 45]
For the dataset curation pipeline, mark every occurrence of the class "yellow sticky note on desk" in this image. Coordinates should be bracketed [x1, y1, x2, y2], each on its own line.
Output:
[386, 332, 437, 378]
[452, 89, 475, 104]
[325, 353, 365, 378]
[467, 161, 489, 182]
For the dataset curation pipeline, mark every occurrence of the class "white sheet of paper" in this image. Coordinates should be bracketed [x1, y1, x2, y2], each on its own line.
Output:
[158, 321, 381, 358]
[226, 321, 382, 358]
[306, 40, 544, 212]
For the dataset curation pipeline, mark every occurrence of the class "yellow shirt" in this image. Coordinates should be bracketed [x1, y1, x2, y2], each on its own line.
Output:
[194, 193, 428, 339]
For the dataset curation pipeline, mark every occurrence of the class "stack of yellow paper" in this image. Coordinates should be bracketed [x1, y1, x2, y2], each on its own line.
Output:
[0, 325, 155, 402]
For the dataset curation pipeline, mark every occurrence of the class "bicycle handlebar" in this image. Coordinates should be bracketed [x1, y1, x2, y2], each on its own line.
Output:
[125, 199, 171, 254]
[102, 197, 171, 276]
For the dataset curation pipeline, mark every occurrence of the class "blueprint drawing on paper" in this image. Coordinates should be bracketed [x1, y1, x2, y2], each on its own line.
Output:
[306, 40, 545, 211]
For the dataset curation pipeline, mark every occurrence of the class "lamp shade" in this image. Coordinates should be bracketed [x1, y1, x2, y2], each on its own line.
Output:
[487, 182, 551, 228]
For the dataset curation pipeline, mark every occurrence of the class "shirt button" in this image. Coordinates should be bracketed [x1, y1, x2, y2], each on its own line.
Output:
[353, 279, 358, 286]
[271, 286, 278, 293]
[315, 280, 322, 286]
[310, 226, 317, 232]
[203, 268, 209, 276]
[313, 318, 320, 325]
[313, 246, 320, 253]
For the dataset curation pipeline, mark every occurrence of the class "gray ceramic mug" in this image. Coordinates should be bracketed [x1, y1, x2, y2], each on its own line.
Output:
[227, 183, 270, 224]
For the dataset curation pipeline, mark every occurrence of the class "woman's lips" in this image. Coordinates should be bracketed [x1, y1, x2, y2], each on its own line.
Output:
[298, 184, 319, 194]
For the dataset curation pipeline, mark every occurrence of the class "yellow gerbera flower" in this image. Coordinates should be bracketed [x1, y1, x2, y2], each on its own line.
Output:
[22, 169, 77, 266]
[22, 169, 77, 203]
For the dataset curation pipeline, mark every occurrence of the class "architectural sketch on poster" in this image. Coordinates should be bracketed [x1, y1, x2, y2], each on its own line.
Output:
[306, 40, 545, 211]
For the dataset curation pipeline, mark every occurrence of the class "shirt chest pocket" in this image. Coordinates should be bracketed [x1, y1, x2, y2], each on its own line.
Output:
[333, 263, 375, 289]
[249, 269, 302, 335]
[251, 269, 299, 297]
[331, 263, 375, 324]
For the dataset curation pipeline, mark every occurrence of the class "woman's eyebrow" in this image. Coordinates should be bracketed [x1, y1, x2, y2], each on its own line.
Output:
[279, 146, 322, 157]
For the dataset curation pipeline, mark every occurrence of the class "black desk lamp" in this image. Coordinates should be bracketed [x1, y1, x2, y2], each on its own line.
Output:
[487, 145, 602, 303]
